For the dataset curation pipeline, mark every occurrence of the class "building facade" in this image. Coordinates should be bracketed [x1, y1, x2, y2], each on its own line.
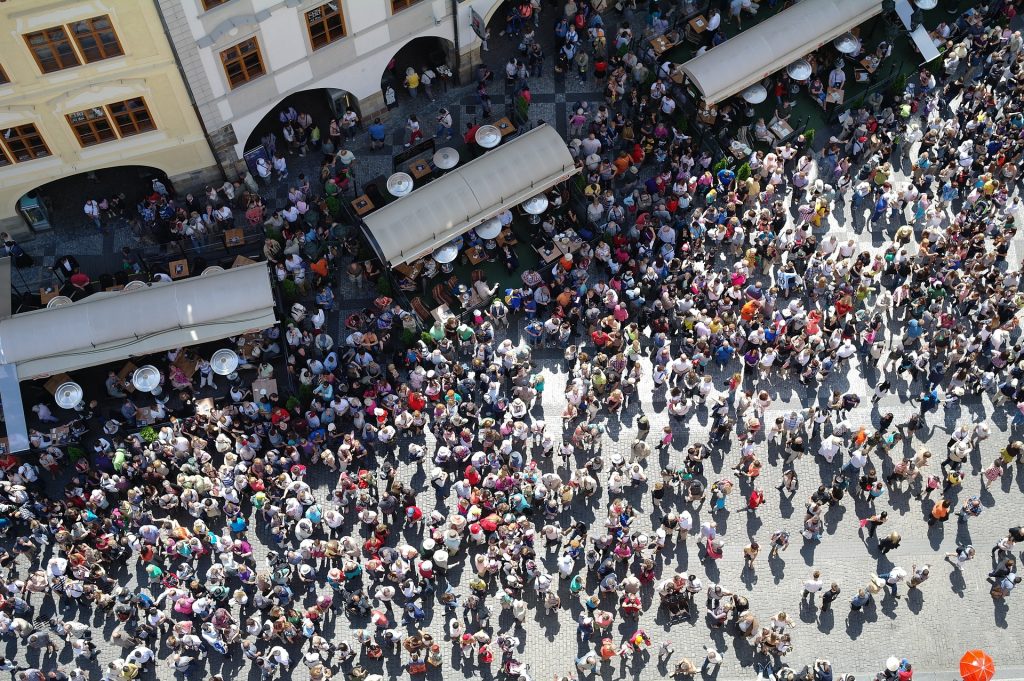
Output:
[0, 0, 220, 238]
[155, 0, 503, 174]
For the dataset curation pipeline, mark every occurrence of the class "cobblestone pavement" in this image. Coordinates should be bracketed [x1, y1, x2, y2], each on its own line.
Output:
[7, 318, 1024, 681]
[8, 7, 1024, 681]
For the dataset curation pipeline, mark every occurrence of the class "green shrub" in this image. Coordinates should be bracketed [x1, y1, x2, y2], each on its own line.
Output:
[376, 275, 393, 296]
[736, 162, 751, 182]
[712, 158, 729, 174]
[890, 73, 908, 98]
[280, 279, 301, 302]
[139, 426, 158, 443]
[803, 128, 816, 146]
[402, 328, 419, 347]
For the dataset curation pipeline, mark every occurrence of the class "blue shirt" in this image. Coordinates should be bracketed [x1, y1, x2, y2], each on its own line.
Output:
[368, 122, 386, 141]
[715, 345, 734, 363]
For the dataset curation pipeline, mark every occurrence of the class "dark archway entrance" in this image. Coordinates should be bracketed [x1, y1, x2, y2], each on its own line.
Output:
[19, 164, 169, 236]
[13, 164, 170, 298]
[380, 37, 455, 104]
[242, 87, 359, 161]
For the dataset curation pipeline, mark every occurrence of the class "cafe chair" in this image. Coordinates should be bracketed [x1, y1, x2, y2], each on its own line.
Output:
[684, 24, 703, 45]
[432, 283, 455, 308]
[411, 297, 432, 323]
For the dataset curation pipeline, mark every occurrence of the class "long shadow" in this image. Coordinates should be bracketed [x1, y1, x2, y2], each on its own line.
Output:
[768, 554, 786, 584]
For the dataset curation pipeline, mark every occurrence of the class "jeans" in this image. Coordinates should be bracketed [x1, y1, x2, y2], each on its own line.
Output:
[435, 125, 453, 139]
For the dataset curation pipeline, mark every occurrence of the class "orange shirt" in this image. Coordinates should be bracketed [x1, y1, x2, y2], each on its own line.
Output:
[740, 300, 759, 321]
[310, 258, 329, 277]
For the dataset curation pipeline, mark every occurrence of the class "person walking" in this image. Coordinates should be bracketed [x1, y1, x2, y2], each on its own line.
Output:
[820, 583, 841, 612]
[801, 570, 824, 606]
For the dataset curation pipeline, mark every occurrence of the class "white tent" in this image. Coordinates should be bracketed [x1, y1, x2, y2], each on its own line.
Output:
[679, 0, 883, 105]
[0, 263, 277, 380]
[362, 124, 579, 266]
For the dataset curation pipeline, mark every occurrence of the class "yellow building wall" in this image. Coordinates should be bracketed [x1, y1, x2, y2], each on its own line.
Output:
[0, 0, 218, 237]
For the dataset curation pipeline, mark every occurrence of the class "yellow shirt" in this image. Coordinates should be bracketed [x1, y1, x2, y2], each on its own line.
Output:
[405, 73, 420, 88]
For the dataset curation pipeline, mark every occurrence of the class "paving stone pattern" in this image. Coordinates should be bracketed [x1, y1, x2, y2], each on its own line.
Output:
[7, 5, 1024, 681]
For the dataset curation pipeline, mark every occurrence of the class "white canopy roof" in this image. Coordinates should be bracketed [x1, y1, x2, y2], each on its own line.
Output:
[362, 124, 579, 266]
[0, 263, 277, 380]
[679, 0, 882, 105]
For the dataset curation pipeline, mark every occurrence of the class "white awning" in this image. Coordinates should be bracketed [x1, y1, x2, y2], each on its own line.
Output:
[362, 124, 579, 266]
[0, 263, 277, 380]
[894, 0, 941, 64]
[679, 0, 883, 105]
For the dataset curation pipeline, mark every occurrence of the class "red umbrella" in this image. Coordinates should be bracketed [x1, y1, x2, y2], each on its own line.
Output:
[961, 650, 995, 681]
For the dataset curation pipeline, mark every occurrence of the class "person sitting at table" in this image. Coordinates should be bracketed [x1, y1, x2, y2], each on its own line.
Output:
[828, 64, 846, 91]
[752, 117, 772, 143]
[501, 245, 519, 274]
[363, 260, 381, 282]
[474, 275, 498, 302]
[809, 77, 826, 108]
[521, 269, 543, 287]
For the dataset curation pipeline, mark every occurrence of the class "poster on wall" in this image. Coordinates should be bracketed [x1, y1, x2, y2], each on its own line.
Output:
[470, 6, 486, 40]
[242, 145, 270, 180]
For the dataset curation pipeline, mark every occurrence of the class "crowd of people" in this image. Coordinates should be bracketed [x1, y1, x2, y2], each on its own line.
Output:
[2, 1, 1024, 680]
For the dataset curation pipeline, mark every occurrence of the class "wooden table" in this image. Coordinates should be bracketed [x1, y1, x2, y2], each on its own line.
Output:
[859, 56, 880, 74]
[394, 262, 424, 280]
[239, 334, 262, 362]
[431, 304, 454, 324]
[232, 255, 257, 268]
[117, 362, 138, 394]
[697, 108, 718, 125]
[169, 258, 189, 279]
[497, 229, 519, 247]
[536, 243, 563, 264]
[135, 407, 155, 426]
[825, 87, 845, 106]
[670, 64, 686, 84]
[44, 373, 73, 396]
[465, 247, 487, 266]
[689, 15, 708, 33]
[494, 117, 517, 138]
[728, 144, 751, 161]
[39, 288, 59, 305]
[649, 35, 674, 55]
[173, 351, 199, 378]
[769, 119, 794, 141]
[351, 194, 375, 216]
[252, 377, 278, 399]
[408, 159, 432, 180]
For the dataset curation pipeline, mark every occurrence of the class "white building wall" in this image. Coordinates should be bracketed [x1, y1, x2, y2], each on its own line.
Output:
[156, 0, 505, 168]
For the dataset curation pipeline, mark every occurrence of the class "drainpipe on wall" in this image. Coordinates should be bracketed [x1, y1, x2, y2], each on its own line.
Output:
[154, 1, 228, 182]
[451, 0, 462, 85]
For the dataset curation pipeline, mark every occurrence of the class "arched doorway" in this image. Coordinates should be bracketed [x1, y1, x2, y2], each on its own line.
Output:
[380, 37, 455, 105]
[13, 164, 169, 292]
[19, 164, 169, 235]
[242, 87, 359, 162]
